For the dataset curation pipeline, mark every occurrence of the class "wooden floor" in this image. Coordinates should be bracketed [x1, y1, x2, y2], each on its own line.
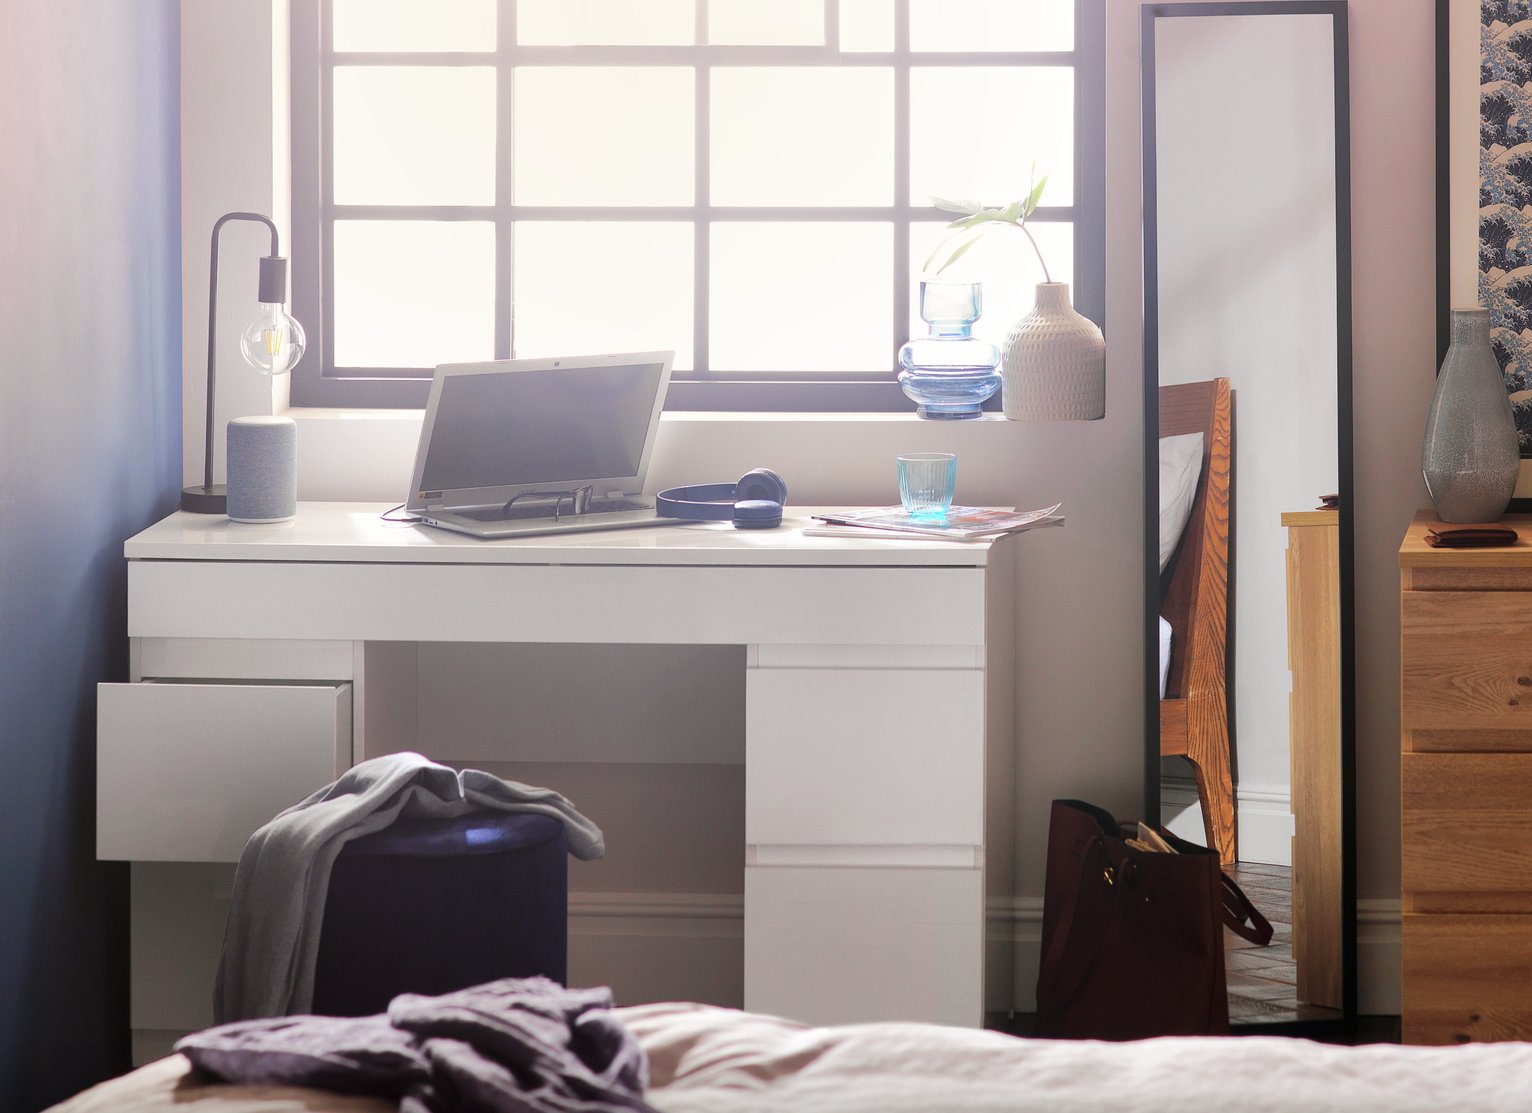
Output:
[1226, 861, 1341, 1026]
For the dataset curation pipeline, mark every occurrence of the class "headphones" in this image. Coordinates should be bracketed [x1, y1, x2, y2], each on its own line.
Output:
[656, 468, 788, 529]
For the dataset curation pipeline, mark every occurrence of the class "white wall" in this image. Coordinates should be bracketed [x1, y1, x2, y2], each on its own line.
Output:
[181, 0, 1433, 1012]
[1153, 12, 1341, 837]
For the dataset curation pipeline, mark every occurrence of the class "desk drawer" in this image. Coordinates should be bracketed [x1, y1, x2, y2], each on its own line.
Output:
[1403, 913, 1532, 1043]
[745, 666, 983, 847]
[1402, 753, 1532, 898]
[98, 681, 351, 862]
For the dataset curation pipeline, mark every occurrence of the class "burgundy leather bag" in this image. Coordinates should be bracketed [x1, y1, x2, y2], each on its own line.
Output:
[1033, 799, 1272, 1040]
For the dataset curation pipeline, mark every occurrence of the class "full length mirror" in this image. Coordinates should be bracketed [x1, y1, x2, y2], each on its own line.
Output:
[1143, 1, 1354, 1027]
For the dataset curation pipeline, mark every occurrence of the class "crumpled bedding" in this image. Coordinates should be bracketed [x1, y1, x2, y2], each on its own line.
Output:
[47, 1001, 1532, 1113]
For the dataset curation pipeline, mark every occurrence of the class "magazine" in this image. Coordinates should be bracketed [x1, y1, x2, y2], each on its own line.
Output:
[807, 503, 1063, 541]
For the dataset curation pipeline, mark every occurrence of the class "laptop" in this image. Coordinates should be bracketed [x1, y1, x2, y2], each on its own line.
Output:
[406, 351, 676, 539]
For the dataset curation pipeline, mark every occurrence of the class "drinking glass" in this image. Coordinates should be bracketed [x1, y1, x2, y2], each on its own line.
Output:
[898, 453, 957, 519]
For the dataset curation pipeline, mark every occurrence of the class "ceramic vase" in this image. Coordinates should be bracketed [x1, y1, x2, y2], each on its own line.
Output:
[1001, 282, 1106, 420]
[1421, 307, 1519, 523]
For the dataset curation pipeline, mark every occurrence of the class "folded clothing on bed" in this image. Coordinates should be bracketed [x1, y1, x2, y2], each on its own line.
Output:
[176, 977, 655, 1113]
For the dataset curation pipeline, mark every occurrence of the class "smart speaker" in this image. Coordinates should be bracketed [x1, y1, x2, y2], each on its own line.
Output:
[226, 415, 297, 523]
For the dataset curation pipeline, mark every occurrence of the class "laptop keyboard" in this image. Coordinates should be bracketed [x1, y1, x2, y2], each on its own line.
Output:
[456, 497, 654, 523]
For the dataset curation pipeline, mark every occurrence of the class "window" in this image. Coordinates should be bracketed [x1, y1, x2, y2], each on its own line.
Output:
[290, 0, 1104, 410]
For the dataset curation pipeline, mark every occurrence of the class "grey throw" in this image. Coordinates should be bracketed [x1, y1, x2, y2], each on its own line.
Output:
[214, 752, 604, 1024]
[178, 976, 654, 1113]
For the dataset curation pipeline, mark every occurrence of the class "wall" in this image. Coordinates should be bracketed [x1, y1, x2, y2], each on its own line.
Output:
[0, 3, 181, 1109]
[181, 0, 1433, 1014]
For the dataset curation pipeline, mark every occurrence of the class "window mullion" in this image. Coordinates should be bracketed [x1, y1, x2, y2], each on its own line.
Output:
[893, 0, 911, 370]
[495, 0, 515, 360]
[693, 0, 710, 381]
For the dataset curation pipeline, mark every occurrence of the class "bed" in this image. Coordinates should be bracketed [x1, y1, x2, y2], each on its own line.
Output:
[1158, 378, 1236, 867]
[47, 1002, 1532, 1112]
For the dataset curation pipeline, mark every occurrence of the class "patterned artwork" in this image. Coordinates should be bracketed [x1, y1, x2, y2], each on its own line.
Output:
[1481, 1, 1532, 455]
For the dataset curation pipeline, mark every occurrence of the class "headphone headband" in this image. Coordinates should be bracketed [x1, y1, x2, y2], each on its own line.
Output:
[656, 469, 787, 529]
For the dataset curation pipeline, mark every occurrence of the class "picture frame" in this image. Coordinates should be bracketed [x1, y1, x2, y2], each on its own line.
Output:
[1440, 0, 1532, 506]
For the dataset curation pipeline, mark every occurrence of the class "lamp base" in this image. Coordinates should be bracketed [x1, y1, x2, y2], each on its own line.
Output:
[181, 484, 228, 514]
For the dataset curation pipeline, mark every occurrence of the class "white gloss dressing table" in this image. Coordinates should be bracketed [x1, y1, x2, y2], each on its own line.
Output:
[98, 503, 1020, 1058]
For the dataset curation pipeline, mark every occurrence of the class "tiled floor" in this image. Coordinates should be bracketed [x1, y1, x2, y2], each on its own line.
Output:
[1225, 861, 1341, 1026]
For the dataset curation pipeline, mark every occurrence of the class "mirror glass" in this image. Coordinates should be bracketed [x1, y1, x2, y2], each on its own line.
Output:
[1144, 3, 1351, 1026]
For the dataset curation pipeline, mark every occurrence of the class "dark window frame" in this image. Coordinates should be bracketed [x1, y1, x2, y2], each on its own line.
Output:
[289, 0, 1105, 411]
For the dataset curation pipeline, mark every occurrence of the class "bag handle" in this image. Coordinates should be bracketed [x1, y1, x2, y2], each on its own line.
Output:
[1219, 871, 1273, 945]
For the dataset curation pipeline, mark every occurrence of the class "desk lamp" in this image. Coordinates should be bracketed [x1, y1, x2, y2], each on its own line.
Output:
[180, 211, 306, 513]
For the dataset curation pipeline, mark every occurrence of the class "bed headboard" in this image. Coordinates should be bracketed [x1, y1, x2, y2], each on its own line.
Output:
[1158, 378, 1232, 703]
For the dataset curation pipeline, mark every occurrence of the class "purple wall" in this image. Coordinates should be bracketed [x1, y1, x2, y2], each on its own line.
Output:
[0, 4, 181, 1108]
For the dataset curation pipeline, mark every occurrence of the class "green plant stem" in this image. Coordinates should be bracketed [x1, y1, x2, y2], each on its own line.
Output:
[1018, 223, 1053, 284]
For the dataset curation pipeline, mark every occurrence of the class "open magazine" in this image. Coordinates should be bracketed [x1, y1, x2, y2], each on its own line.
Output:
[806, 502, 1063, 541]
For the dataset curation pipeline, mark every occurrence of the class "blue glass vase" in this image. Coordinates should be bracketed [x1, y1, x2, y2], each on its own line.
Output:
[898, 281, 1002, 419]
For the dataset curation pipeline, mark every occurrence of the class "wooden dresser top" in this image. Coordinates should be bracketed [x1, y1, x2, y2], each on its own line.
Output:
[1400, 509, 1532, 568]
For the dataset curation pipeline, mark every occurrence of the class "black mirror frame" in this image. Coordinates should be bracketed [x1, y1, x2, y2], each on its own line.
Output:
[1139, 0, 1357, 1033]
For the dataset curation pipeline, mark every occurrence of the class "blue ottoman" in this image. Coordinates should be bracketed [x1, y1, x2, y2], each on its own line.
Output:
[311, 810, 568, 1017]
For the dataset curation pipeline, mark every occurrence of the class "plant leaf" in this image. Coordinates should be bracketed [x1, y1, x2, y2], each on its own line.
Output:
[922, 230, 982, 275]
[998, 199, 1026, 223]
[933, 233, 985, 275]
[1023, 174, 1049, 217]
[947, 209, 1008, 230]
[930, 195, 983, 215]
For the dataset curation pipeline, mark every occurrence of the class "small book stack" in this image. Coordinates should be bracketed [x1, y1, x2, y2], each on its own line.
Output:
[804, 503, 1063, 542]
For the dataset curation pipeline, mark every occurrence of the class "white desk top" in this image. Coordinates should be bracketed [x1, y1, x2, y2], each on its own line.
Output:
[126, 503, 1004, 567]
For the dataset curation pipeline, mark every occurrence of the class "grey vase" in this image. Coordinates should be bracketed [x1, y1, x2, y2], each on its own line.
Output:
[1421, 308, 1519, 523]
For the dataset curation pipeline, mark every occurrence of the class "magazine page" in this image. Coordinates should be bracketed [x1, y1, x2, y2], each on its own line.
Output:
[811, 503, 1063, 540]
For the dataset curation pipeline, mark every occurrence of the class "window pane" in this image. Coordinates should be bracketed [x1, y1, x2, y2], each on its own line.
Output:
[841, 0, 894, 52]
[518, 0, 695, 45]
[909, 221, 1074, 351]
[709, 0, 823, 45]
[711, 223, 892, 371]
[515, 69, 694, 206]
[910, 0, 1073, 52]
[513, 223, 695, 369]
[910, 68, 1073, 207]
[333, 221, 495, 368]
[334, 68, 496, 205]
[712, 68, 892, 205]
[333, 0, 495, 52]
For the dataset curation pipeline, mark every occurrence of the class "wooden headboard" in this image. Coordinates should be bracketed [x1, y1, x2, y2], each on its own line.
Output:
[1158, 378, 1232, 704]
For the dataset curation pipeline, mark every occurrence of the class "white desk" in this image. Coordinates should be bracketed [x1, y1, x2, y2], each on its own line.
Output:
[99, 503, 1017, 1052]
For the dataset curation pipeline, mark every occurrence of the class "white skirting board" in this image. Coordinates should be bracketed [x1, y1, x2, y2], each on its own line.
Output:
[1162, 777, 1295, 867]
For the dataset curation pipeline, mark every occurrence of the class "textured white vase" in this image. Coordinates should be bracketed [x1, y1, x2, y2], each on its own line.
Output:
[1001, 282, 1106, 420]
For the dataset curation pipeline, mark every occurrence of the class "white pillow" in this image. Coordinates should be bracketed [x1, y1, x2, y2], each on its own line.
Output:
[1159, 432, 1205, 573]
[1159, 616, 1173, 698]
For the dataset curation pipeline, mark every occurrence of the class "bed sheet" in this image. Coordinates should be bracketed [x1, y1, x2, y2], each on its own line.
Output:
[48, 1002, 1532, 1113]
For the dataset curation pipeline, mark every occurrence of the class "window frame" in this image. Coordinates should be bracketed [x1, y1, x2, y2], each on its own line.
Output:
[289, 0, 1105, 411]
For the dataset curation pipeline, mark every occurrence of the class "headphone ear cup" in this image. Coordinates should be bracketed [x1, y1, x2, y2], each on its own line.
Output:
[735, 468, 787, 507]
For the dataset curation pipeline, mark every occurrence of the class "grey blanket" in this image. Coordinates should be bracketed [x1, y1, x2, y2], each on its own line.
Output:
[215, 752, 604, 1023]
[178, 977, 654, 1113]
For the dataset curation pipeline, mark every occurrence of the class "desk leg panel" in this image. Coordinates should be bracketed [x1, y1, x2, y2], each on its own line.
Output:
[744, 865, 983, 1027]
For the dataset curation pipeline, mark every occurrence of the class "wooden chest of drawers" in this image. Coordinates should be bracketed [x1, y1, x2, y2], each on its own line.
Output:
[1400, 511, 1532, 1043]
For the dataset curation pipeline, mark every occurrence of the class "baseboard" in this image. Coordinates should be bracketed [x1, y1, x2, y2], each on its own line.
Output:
[1000, 896, 1402, 1016]
[1162, 776, 1295, 866]
[569, 891, 745, 1010]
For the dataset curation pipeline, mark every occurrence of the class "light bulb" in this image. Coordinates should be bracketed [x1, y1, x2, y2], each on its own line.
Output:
[239, 301, 307, 376]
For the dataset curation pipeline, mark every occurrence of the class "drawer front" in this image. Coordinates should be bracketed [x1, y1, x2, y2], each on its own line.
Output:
[1403, 913, 1532, 1043]
[1401, 753, 1532, 899]
[1402, 591, 1532, 730]
[745, 667, 983, 847]
[98, 681, 352, 862]
[744, 864, 982, 1027]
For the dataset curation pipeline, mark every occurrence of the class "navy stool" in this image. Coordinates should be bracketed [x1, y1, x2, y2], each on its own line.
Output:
[311, 810, 568, 1017]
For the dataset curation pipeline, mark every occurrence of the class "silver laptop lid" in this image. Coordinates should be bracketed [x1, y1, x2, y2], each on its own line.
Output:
[405, 351, 674, 513]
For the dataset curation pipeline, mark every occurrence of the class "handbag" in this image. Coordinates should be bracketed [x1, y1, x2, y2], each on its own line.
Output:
[1033, 799, 1272, 1040]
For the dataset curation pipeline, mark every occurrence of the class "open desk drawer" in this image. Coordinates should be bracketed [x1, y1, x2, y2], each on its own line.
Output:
[97, 681, 352, 862]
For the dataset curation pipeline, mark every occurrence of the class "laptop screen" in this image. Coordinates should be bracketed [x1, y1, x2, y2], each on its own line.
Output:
[409, 354, 672, 509]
